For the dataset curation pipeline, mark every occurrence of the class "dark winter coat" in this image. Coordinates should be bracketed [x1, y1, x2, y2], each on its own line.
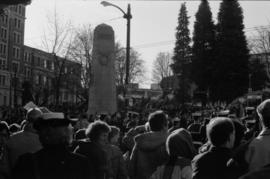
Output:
[74, 141, 108, 179]
[11, 146, 91, 179]
[192, 146, 237, 179]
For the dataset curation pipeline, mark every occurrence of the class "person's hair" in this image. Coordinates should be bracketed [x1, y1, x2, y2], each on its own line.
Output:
[0, 121, 10, 136]
[207, 117, 234, 147]
[257, 99, 270, 128]
[148, 110, 168, 132]
[85, 121, 111, 142]
[108, 126, 120, 142]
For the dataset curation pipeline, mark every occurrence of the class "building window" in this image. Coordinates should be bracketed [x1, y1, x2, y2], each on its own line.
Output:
[47, 60, 51, 70]
[40, 59, 44, 67]
[12, 46, 20, 59]
[43, 76, 47, 85]
[15, 6, 18, 13]
[44, 59, 47, 68]
[48, 77, 52, 88]
[0, 27, 7, 40]
[12, 62, 19, 73]
[13, 32, 21, 44]
[1, 15, 8, 25]
[24, 52, 28, 61]
[0, 75, 6, 86]
[14, 18, 21, 29]
[25, 67, 31, 77]
[0, 58, 7, 70]
[28, 53, 32, 63]
[0, 43, 7, 56]
[39, 75, 42, 85]
[18, 5, 22, 15]
[14, 18, 17, 27]
[18, 19, 21, 29]
[35, 75, 39, 85]
[37, 57, 40, 66]
[35, 74, 42, 85]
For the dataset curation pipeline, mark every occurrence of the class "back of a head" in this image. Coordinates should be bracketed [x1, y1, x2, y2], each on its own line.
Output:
[85, 121, 111, 142]
[148, 110, 168, 132]
[257, 99, 270, 128]
[207, 117, 234, 147]
[166, 128, 196, 160]
[26, 108, 43, 123]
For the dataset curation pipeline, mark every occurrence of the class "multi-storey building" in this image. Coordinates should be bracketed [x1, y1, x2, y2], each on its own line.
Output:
[0, 5, 25, 106]
[23, 46, 81, 106]
[0, 4, 81, 107]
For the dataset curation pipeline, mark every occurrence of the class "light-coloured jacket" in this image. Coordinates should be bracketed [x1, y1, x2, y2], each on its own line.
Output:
[150, 157, 192, 179]
[245, 129, 270, 171]
[129, 131, 169, 179]
[105, 144, 128, 179]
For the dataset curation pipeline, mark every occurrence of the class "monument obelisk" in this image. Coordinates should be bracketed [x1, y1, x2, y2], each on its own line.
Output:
[88, 24, 117, 115]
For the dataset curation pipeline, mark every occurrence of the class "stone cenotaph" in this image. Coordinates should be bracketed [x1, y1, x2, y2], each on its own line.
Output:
[88, 24, 117, 115]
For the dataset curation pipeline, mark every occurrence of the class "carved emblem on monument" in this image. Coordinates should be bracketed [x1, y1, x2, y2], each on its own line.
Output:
[97, 51, 110, 66]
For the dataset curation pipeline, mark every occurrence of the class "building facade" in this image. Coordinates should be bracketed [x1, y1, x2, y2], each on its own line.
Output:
[0, 4, 81, 107]
[0, 5, 25, 106]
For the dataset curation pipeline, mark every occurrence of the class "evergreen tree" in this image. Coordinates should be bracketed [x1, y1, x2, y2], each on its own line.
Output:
[191, 0, 215, 96]
[171, 3, 192, 104]
[249, 58, 268, 91]
[213, 0, 249, 102]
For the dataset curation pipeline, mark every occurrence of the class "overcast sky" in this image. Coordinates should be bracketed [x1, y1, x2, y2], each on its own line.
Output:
[24, 0, 270, 88]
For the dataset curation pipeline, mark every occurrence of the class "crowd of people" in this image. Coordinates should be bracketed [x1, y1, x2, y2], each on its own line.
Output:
[0, 98, 269, 179]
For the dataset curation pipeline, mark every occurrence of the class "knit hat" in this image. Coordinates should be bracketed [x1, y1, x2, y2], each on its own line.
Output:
[166, 128, 197, 160]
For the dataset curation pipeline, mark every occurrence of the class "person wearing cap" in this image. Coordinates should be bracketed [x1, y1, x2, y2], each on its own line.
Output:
[11, 112, 91, 179]
[245, 99, 270, 172]
[6, 108, 43, 170]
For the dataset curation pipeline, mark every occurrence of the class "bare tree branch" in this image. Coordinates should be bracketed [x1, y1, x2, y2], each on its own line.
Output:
[152, 52, 173, 84]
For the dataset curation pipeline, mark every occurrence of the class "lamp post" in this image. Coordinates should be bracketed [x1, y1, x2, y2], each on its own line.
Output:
[101, 1, 132, 86]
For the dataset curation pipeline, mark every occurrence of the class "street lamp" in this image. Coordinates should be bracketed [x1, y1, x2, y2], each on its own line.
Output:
[101, 1, 132, 86]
